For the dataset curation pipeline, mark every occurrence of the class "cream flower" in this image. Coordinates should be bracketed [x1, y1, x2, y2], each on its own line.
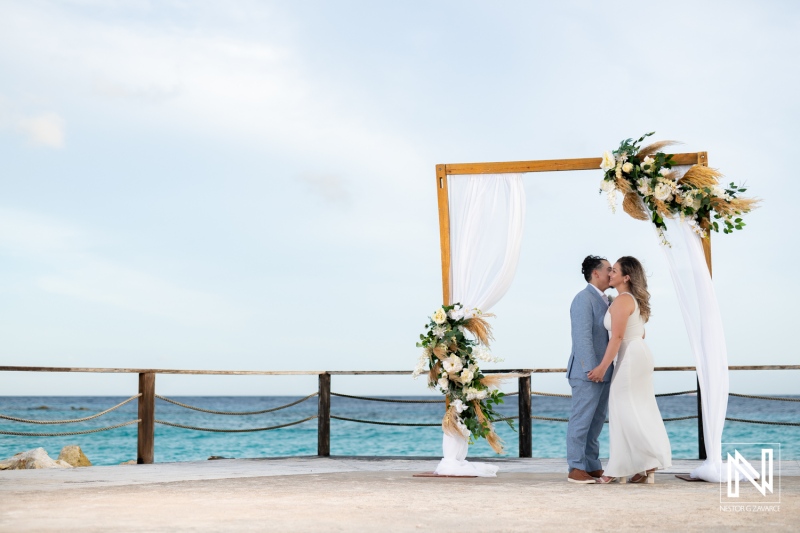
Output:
[432, 308, 447, 325]
[442, 354, 463, 375]
[600, 151, 616, 171]
[659, 167, 672, 177]
[472, 345, 503, 363]
[654, 182, 673, 202]
[448, 304, 465, 321]
[640, 156, 655, 173]
[622, 162, 634, 173]
[451, 399, 467, 414]
[437, 376, 449, 392]
[458, 367, 475, 385]
[411, 351, 429, 378]
[464, 387, 489, 401]
[432, 325, 447, 338]
[600, 179, 616, 192]
[637, 178, 652, 196]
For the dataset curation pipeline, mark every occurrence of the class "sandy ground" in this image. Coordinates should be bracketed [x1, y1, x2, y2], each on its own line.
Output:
[1, 459, 796, 532]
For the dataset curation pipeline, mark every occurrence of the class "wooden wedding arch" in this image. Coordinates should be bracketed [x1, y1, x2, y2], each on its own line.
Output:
[435, 151, 714, 459]
[435, 151, 713, 306]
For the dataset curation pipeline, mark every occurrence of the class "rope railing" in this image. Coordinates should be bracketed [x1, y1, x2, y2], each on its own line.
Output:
[729, 392, 800, 402]
[155, 392, 318, 414]
[0, 419, 141, 437]
[331, 392, 443, 404]
[154, 415, 318, 433]
[0, 394, 141, 425]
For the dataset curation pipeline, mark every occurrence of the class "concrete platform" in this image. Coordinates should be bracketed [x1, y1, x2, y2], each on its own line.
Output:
[2, 457, 797, 531]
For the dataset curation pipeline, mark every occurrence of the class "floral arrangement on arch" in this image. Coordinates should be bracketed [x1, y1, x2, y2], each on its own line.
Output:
[413, 303, 511, 454]
[600, 132, 758, 245]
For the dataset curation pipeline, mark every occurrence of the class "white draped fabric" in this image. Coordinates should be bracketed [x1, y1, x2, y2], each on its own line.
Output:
[434, 173, 526, 477]
[659, 215, 730, 482]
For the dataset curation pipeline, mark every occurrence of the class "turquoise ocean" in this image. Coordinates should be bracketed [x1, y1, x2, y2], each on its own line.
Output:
[1, 395, 797, 465]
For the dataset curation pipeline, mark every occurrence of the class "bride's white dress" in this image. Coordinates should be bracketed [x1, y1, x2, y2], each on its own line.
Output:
[603, 293, 672, 478]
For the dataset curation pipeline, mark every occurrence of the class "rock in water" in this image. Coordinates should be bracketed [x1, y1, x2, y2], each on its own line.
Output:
[58, 445, 92, 467]
[0, 448, 73, 470]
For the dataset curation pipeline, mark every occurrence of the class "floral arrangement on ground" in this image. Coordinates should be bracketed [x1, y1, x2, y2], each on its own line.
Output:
[600, 132, 758, 245]
[413, 303, 512, 454]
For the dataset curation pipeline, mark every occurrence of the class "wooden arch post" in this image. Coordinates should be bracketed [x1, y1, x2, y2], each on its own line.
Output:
[436, 151, 711, 459]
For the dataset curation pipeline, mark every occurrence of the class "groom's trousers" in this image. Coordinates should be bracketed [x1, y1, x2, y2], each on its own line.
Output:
[566, 379, 610, 473]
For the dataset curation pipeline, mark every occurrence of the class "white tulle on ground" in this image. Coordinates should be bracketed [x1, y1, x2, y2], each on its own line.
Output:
[434, 433, 499, 477]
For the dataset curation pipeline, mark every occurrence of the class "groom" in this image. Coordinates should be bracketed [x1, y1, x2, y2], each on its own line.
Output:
[566, 255, 614, 484]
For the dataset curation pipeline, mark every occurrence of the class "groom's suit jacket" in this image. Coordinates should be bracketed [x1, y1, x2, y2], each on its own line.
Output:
[567, 284, 613, 382]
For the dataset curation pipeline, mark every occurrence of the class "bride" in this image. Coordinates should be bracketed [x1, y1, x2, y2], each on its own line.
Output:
[587, 256, 672, 484]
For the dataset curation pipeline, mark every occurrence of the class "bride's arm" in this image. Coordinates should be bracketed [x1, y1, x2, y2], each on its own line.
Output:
[587, 296, 635, 382]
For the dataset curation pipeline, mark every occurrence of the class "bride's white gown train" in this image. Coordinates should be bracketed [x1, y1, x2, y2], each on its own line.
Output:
[603, 293, 672, 478]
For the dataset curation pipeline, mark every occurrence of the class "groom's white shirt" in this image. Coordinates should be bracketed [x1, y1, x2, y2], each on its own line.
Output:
[591, 285, 609, 306]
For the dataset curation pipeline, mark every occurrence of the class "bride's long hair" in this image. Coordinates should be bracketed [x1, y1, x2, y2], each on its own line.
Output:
[617, 256, 651, 322]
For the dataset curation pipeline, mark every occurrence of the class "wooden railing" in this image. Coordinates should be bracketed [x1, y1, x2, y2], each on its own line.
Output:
[2, 365, 798, 464]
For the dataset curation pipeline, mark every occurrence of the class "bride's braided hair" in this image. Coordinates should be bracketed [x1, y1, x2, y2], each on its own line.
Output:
[617, 256, 651, 322]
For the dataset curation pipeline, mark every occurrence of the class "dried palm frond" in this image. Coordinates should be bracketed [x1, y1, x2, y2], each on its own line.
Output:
[653, 199, 671, 219]
[480, 374, 509, 389]
[463, 315, 495, 346]
[473, 400, 503, 454]
[428, 361, 441, 385]
[615, 175, 634, 194]
[441, 406, 463, 439]
[622, 192, 649, 221]
[432, 344, 447, 359]
[678, 165, 722, 190]
[636, 140, 680, 159]
[728, 197, 761, 213]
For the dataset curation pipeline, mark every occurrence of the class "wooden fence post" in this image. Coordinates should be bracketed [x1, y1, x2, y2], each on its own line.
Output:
[137, 372, 155, 464]
[318, 373, 331, 457]
[696, 375, 706, 460]
[518, 375, 532, 458]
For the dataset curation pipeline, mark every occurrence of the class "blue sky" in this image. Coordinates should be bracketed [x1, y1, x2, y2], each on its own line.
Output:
[0, 0, 797, 396]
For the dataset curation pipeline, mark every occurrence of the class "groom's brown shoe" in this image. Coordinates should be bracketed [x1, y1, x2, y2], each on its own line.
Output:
[588, 469, 604, 478]
[567, 469, 597, 484]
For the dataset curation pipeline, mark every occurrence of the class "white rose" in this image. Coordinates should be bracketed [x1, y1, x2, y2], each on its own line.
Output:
[452, 399, 467, 414]
[600, 179, 616, 192]
[659, 167, 672, 177]
[622, 162, 634, 173]
[448, 305, 465, 321]
[600, 151, 616, 171]
[442, 354, 463, 375]
[636, 178, 651, 196]
[654, 182, 672, 202]
[432, 308, 447, 325]
[459, 368, 474, 385]
[437, 376, 449, 391]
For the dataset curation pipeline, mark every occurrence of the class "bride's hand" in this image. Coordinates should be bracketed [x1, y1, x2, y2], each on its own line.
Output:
[587, 366, 606, 382]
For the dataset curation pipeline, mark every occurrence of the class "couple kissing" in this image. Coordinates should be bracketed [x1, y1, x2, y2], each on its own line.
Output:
[566, 255, 672, 484]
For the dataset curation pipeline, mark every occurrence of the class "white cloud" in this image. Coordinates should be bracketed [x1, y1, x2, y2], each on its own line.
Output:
[17, 113, 65, 148]
[0, 208, 247, 328]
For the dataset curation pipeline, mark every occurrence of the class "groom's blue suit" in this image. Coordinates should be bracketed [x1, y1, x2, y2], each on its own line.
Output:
[566, 284, 614, 473]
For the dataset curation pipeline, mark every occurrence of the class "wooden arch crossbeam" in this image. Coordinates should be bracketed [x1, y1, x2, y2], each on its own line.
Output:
[435, 152, 711, 306]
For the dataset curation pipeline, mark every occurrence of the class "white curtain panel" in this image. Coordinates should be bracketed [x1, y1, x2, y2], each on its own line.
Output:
[449, 173, 527, 310]
[434, 173, 526, 477]
[659, 215, 730, 482]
